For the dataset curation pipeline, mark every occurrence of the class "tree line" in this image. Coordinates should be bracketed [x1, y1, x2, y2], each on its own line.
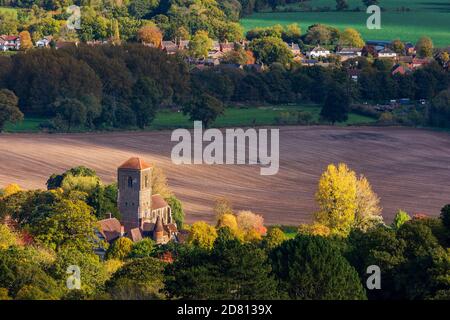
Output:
[0, 44, 448, 131]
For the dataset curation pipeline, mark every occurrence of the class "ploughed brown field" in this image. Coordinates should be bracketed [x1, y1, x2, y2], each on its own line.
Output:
[1, 126, 450, 225]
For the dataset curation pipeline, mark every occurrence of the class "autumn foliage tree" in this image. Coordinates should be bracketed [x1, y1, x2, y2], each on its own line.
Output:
[187, 221, 218, 250]
[315, 163, 358, 236]
[355, 175, 383, 231]
[416, 36, 434, 58]
[214, 197, 234, 219]
[236, 210, 267, 241]
[314, 163, 383, 236]
[19, 31, 33, 51]
[137, 25, 162, 47]
[339, 28, 365, 48]
[1, 184, 21, 199]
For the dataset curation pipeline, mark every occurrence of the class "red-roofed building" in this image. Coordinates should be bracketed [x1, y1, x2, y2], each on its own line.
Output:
[0, 35, 20, 51]
[411, 57, 431, 69]
[116, 157, 178, 244]
[392, 64, 412, 76]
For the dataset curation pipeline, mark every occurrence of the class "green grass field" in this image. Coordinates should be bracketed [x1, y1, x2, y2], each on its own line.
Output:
[149, 104, 375, 130]
[4, 117, 46, 133]
[3, 105, 376, 133]
[240, 0, 450, 47]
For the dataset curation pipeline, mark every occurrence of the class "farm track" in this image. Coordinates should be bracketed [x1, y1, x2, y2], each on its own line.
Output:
[1, 126, 450, 224]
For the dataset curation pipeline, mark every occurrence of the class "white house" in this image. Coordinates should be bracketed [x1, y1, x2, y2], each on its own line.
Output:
[307, 46, 331, 58]
[36, 37, 52, 48]
[336, 47, 362, 61]
[0, 35, 20, 51]
[378, 48, 397, 58]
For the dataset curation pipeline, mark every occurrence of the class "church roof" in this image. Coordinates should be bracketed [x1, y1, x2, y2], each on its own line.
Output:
[151, 194, 169, 211]
[119, 157, 152, 170]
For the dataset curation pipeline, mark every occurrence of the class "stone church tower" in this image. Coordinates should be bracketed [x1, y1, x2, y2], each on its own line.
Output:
[117, 157, 153, 232]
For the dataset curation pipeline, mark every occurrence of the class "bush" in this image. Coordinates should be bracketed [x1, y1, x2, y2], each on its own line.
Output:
[106, 237, 133, 260]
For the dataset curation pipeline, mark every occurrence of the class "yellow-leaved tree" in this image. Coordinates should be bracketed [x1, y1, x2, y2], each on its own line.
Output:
[137, 25, 162, 47]
[0, 224, 18, 249]
[314, 163, 383, 236]
[216, 213, 242, 239]
[187, 221, 217, 250]
[1, 183, 21, 198]
[355, 175, 383, 231]
[339, 28, 365, 48]
[315, 163, 357, 236]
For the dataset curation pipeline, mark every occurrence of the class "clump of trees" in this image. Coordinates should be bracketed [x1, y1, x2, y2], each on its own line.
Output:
[305, 163, 383, 237]
[1, 166, 449, 299]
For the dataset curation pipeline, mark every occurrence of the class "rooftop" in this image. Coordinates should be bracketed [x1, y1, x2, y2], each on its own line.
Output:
[118, 157, 152, 170]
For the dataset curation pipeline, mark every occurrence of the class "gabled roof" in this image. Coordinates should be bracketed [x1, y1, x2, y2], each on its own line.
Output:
[412, 57, 430, 65]
[161, 40, 177, 49]
[378, 48, 395, 54]
[151, 194, 169, 211]
[392, 65, 411, 75]
[338, 47, 362, 53]
[311, 45, 329, 52]
[119, 157, 152, 170]
[1, 35, 19, 41]
[97, 218, 122, 242]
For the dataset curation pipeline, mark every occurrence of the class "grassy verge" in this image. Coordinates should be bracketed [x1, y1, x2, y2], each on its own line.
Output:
[4, 117, 47, 133]
[3, 104, 377, 133]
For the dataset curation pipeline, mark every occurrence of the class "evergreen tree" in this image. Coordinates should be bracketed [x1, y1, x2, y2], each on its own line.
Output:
[271, 235, 367, 300]
[320, 84, 350, 124]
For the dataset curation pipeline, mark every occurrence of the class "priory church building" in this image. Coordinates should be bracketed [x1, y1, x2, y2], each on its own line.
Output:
[97, 157, 178, 245]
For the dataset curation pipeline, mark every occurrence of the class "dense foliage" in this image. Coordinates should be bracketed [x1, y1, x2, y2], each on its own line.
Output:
[0, 162, 449, 299]
[0, 45, 448, 131]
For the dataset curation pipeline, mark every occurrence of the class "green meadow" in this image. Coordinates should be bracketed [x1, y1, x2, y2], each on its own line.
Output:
[150, 104, 375, 129]
[240, 0, 450, 47]
[3, 105, 376, 133]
